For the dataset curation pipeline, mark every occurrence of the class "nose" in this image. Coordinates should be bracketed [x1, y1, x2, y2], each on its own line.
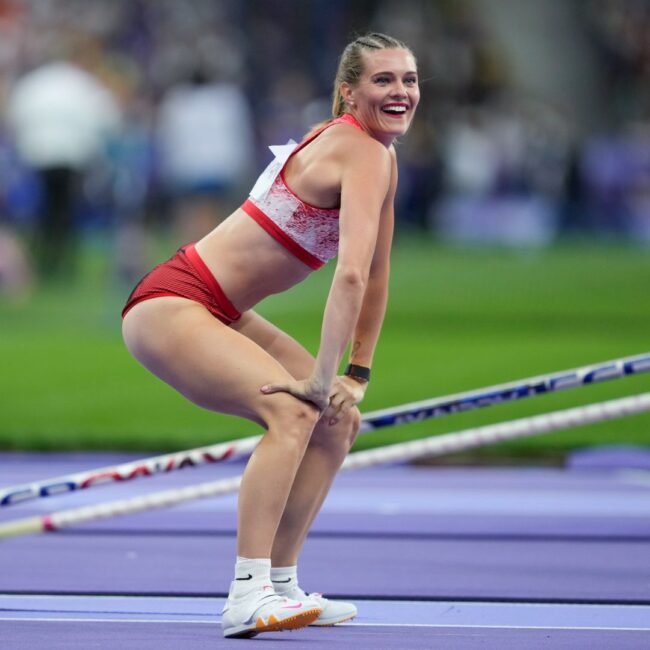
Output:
[390, 80, 407, 98]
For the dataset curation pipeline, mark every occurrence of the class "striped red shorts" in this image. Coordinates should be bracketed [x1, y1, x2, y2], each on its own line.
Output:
[122, 244, 241, 325]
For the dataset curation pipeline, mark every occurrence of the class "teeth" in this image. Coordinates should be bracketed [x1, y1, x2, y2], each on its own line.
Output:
[383, 106, 406, 113]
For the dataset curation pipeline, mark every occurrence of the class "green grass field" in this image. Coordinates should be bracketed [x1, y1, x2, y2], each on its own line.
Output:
[1, 234, 649, 461]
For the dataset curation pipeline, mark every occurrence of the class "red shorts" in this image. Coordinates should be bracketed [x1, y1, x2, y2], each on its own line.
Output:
[122, 244, 241, 325]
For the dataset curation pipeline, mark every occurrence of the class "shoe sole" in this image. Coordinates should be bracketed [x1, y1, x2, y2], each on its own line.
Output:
[310, 612, 357, 627]
[224, 607, 322, 638]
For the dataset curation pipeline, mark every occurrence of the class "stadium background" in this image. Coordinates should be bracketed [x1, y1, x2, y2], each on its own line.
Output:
[0, 0, 648, 460]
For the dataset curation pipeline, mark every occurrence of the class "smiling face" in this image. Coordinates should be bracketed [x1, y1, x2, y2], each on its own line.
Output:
[341, 48, 420, 146]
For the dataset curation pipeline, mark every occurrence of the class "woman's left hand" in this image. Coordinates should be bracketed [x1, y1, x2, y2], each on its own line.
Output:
[324, 375, 367, 425]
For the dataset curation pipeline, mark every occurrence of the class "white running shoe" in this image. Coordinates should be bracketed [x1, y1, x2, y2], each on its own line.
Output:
[277, 584, 357, 626]
[221, 585, 322, 638]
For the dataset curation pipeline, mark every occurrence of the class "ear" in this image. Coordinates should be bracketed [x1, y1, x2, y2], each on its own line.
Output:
[340, 81, 356, 107]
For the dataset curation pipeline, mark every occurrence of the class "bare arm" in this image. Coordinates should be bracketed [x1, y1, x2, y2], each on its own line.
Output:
[324, 148, 397, 422]
[262, 136, 392, 410]
[311, 146, 391, 384]
[348, 147, 397, 369]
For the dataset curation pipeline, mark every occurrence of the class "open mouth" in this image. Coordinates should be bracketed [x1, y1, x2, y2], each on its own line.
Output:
[381, 103, 408, 117]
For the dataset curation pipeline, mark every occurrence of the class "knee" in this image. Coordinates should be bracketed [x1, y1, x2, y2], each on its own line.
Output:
[313, 405, 361, 454]
[344, 406, 362, 446]
[263, 394, 321, 450]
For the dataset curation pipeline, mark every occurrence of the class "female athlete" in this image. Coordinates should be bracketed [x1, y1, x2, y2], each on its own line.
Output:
[122, 32, 419, 638]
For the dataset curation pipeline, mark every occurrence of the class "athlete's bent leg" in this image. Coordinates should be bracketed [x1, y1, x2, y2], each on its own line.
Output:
[230, 310, 362, 625]
[269, 408, 361, 626]
[271, 406, 361, 565]
[232, 311, 362, 562]
[122, 298, 322, 561]
[237, 392, 320, 558]
[123, 298, 328, 636]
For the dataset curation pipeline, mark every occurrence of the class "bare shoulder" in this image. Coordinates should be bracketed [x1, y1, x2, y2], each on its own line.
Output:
[387, 143, 398, 171]
[304, 122, 393, 203]
[327, 124, 391, 175]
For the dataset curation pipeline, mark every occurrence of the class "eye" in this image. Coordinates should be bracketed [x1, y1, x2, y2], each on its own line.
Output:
[404, 77, 418, 85]
[373, 76, 390, 85]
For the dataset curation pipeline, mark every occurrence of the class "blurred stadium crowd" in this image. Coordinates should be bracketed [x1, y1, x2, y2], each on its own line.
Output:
[0, 0, 650, 292]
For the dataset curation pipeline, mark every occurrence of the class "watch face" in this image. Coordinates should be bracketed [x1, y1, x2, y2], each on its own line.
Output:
[346, 365, 371, 382]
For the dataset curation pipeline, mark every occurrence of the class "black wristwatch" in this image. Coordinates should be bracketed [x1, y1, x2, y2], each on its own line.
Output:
[344, 364, 371, 383]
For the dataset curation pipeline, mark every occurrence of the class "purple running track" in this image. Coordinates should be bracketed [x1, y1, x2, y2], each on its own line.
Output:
[1, 533, 649, 601]
[1, 595, 649, 649]
[1, 452, 650, 648]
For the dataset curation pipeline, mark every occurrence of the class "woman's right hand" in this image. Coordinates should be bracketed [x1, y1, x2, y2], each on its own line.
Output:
[260, 378, 330, 412]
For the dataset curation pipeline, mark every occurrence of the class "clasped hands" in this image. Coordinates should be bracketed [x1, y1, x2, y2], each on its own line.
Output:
[260, 374, 367, 425]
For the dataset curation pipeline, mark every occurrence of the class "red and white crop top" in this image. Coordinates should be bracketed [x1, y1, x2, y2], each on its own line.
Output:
[241, 113, 363, 269]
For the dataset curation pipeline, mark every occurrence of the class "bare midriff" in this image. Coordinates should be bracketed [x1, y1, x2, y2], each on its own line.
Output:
[194, 207, 314, 314]
[193, 125, 357, 313]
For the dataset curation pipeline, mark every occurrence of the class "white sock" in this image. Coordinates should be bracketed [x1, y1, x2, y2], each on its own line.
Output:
[270, 565, 298, 594]
[230, 556, 272, 597]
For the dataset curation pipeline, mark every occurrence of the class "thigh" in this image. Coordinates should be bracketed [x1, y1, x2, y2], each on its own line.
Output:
[234, 311, 345, 429]
[231, 310, 316, 380]
[122, 297, 308, 427]
[234, 311, 362, 443]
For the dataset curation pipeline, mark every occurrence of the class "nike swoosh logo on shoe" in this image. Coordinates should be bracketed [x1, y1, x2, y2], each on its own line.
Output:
[235, 574, 253, 581]
[272, 578, 292, 583]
